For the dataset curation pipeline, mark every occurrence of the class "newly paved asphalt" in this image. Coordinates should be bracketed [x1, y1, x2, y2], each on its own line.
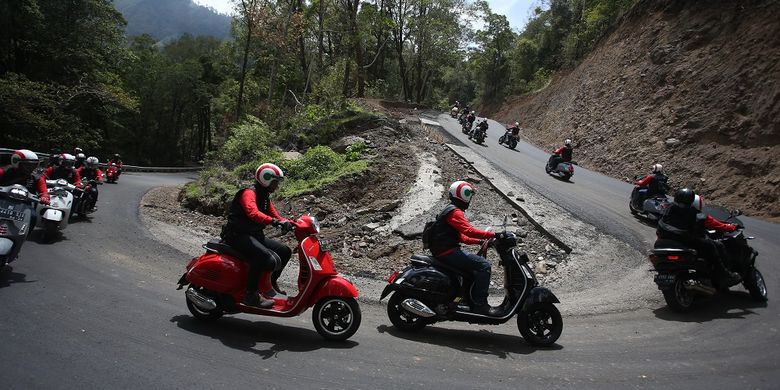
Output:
[1, 132, 779, 388]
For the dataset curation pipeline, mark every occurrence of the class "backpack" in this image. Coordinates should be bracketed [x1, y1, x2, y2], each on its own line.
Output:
[422, 204, 456, 249]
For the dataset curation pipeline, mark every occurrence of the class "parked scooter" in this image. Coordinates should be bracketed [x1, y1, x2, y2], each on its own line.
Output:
[177, 214, 362, 341]
[381, 218, 563, 347]
[629, 184, 670, 221]
[0, 185, 37, 269]
[498, 131, 518, 149]
[545, 155, 574, 181]
[37, 179, 74, 241]
[649, 208, 767, 312]
[105, 163, 119, 184]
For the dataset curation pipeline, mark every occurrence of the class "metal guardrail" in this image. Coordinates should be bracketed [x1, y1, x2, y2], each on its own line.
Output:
[0, 148, 203, 173]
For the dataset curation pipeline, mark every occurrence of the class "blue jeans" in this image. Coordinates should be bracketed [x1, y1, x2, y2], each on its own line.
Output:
[438, 249, 491, 305]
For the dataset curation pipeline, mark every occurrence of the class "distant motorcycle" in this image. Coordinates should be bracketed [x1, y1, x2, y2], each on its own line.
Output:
[70, 179, 98, 218]
[0, 185, 37, 269]
[629, 185, 670, 221]
[381, 218, 563, 347]
[498, 131, 519, 149]
[38, 179, 74, 241]
[105, 163, 119, 183]
[472, 124, 487, 145]
[450, 107, 459, 118]
[545, 155, 574, 181]
[649, 208, 767, 312]
[461, 120, 473, 135]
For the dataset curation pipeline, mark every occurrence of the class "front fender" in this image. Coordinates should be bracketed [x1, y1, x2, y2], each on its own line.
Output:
[380, 284, 396, 300]
[520, 287, 560, 312]
[42, 209, 63, 222]
[309, 277, 359, 305]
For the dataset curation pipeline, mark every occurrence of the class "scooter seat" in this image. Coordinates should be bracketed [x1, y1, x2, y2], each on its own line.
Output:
[204, 239, 248, 260]
[411, 254, 468, 277]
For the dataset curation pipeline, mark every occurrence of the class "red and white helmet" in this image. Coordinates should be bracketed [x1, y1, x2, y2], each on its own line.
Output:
[692, 194, 704, 211]
[86, 156, 99, 167]
[11, 149, 39, 168]
[61, 153, 76, 168]
[255, 163, 284, 188]
[449, 181, 475, 204]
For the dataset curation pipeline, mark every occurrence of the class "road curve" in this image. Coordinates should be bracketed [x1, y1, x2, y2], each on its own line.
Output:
[0, 162, 778, 388]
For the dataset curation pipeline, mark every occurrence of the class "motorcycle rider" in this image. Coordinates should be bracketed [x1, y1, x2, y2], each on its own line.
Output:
[471, 119, 489, 139]
[548, 139, 574, 171]
[74, 152, 86, 169]
[221, 163, 293, 308]
[656, 188, 741, 286]
[501, 122, 520, 144]
[428, 181, 506, 315]
[107, 154, 123, 177]
[0, 150, 49, 230]
[77, 156, 102, 210]
[43, 153, 82, 187]
[633, 164, 668, 209]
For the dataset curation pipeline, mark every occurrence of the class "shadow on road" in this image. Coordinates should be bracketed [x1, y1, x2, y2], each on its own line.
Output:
[652, 290, 768, 323]
[0, 267, 35, 288]
[170, 315, 358, 359]
[376, 324, 562, 358]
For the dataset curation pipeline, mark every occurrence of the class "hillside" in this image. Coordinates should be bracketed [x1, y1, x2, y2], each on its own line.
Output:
[484, 0, 780, 220]
[113, 0, 231, 40]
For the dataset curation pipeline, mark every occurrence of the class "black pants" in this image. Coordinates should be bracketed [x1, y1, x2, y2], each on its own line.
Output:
[690, 237, 731, 275]
[225, 233, 292, 292]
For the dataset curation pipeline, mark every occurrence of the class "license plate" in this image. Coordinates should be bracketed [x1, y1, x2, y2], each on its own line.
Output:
[0, 207, 24, 222]
[654, 274, 676, 286]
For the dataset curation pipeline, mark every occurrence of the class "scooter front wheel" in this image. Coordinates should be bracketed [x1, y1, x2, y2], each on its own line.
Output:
[517, 303, 562, 347]
[313, 297, 361, 341]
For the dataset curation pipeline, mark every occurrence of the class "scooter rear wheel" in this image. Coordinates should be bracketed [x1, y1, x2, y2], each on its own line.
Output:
[662, 276, 695, 312]
[186, 285, 223, 321]
[744, 268, 768, 302]
[517, 303, 562, 347]
[313, 297, 361, 341]
[386, 293, 428, 332]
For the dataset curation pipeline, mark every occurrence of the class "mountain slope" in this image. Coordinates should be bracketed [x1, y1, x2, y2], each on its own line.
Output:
[114, 0, 231, 40]
[485, 0, 780, 219]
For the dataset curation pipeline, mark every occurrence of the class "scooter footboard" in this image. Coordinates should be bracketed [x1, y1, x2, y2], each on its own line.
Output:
[520, 287, 560, 312]
[309, 277, 359, 305]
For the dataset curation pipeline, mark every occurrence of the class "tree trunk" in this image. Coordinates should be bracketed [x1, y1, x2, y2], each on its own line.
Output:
[236, 0, 255, 120]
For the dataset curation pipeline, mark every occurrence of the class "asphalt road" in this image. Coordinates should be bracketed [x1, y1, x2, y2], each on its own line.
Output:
[1, 147, 779, 388]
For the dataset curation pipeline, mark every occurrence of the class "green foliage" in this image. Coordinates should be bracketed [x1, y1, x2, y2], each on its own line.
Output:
[278, 146, 368, 198]
[217, 116, 274, 167]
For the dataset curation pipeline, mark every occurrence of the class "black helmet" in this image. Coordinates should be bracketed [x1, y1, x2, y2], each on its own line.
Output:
[674, 188, 695, 207]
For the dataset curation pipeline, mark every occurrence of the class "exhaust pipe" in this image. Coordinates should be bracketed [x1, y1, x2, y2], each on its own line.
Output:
[186, 287, 217, 311]
[684, 280, 716, 295]
[401, 298, 436, 318]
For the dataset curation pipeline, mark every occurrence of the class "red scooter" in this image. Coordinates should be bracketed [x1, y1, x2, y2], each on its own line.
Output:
[105, 163, 119, 183]
[177, 214, 362, 341]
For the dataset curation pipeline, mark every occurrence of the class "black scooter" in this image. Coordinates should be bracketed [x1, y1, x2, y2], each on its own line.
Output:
[380, 220, 563, 347]
[629, 186, 669, 221]
[649, 209, 767, 312]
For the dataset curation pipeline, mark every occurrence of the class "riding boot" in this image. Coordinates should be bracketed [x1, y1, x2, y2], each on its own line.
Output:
[714, 260, 742, 287]
[243, 291, 274, 308]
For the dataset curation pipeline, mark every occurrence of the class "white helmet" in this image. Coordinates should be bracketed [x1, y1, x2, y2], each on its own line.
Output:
[692, 194, 704, 211]
[76, 153, 86, 160]
[652, 163, 663, 173]
[255, 163, 284, 188]
[471, 111, 475, 114]
[564, 139, 572, 146]
[449, 181, 475, 204]
[86, 156, 99, 167]
[514, 121, 519, 127]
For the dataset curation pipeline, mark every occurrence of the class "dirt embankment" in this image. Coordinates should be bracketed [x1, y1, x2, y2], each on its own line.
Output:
[142, 101, 566, 290]
[483, 0, 780, 220]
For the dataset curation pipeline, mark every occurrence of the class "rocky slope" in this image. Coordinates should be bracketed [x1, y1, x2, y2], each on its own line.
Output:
[484, 0, 780, 220]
